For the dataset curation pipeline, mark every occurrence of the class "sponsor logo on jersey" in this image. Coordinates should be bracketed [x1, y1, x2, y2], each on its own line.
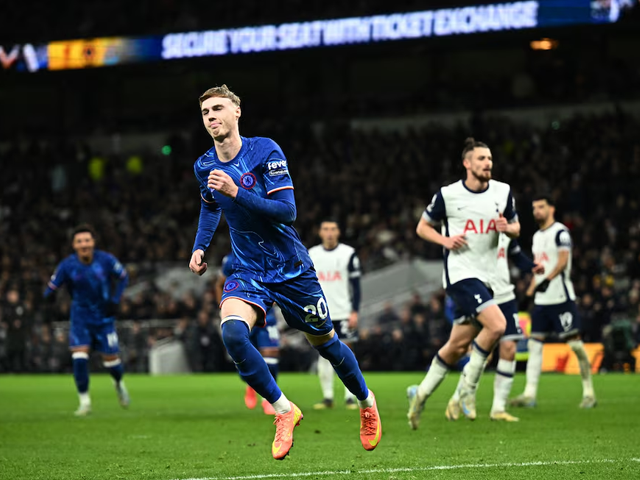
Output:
[267, 159, 288, 177]
[534, 252, 550, 263]
[463, 219, 497, 235]
[317, 271, 343, 282]
[240, 172, 257, 189]
[497, 247, 506, 259]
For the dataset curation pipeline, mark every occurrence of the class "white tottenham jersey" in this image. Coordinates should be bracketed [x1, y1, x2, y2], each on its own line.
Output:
[308, 243, 360, 320]
[533, 222, 576, 305]
[423, 179, 517, 288]
[491, 234, 516, 304]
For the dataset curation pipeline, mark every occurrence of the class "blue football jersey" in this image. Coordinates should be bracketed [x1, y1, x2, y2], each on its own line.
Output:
[194, 136, 311, 283]
[46, 250, 128, 325]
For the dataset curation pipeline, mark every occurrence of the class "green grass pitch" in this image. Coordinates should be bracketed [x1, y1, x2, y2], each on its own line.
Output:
[1, 372, 639, 480]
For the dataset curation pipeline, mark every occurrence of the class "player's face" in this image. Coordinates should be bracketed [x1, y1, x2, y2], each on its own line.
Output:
[73, 232, 95, 258]
[465, 147, 493, 182]
[319, 222, 340, 247]
[201, 97, 241, 140]
[532, 200, 552, 224]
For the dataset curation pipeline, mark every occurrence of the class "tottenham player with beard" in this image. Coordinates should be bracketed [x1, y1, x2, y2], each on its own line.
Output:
[407, 138, 520, 430]
[510, 194, 596, 409]
[308, 220, 362, 410]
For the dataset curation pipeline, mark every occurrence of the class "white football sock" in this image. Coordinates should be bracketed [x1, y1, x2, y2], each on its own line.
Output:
[317, 356, 334, 401]
[272, 393, 292, 415]
[417, 355, 449, 402]
[357, 390, 375, 409]
[461, 342, 490, 393]
[492, 359, 516, 413]
[568, 340, 595, 398]
[79, 392, 91, 407]
[451, 375, 464, 402]
[523, 339, 543, 399]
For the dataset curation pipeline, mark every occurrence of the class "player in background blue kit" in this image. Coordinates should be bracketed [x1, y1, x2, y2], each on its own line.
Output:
[215, 252, 280, 415]
[44, 224, 130, 416]
[188, 85, 381, 460]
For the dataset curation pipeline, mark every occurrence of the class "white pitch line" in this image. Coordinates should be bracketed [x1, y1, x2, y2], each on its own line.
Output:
[173, 458, 624, 480]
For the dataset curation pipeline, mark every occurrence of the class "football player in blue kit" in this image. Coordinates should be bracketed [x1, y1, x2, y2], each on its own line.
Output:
[188, 85, 381, 460]
[215, 252, 280, 415]
[44, 224, 129, 416]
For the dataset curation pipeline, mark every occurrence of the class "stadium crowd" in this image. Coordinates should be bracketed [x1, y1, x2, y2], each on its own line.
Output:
[2, 111, 640, 373]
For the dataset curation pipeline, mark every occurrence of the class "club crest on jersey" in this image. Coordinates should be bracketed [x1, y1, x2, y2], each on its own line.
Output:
[224, 280, 240, 292]
[463, 219, 497, 235]
[240, 173, 257, 189]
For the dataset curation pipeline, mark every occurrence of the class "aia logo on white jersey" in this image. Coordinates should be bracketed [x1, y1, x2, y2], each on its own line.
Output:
[463, 219, 497, 235]
[318, 271, 342, 282]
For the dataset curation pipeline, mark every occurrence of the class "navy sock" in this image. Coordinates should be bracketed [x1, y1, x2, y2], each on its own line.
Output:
[104, 358, 124, 383]
[265, 358, 279, 383]
[72, 353, 90, 394]
[315, 336, 369, 401]
[222, 319, 282, 404]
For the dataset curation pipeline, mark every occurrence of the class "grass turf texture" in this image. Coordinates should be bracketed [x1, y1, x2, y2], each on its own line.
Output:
[1, 373, 638, 480]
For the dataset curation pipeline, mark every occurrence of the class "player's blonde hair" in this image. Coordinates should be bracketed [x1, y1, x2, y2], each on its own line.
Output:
[199, 84, 241, 107]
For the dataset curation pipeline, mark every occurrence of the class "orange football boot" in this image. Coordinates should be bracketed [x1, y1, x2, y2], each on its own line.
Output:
[262, 399, 276, 415]
[272, 402, 303, 460]
[244, 385, 257, 410]
[360, 391, 382, 451]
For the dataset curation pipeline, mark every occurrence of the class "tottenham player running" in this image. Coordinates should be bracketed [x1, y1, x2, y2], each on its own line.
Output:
[188, 85, 381, 460]
[215, 251, 280, 415]
[511, 195, 596, 409]
[445, 235, 543, 422]
[406, 138, 520, 429]
[308, 219, 362, 410]
[44, 224, 130, 416]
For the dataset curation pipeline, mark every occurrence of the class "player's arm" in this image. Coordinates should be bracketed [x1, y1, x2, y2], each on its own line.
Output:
[526, 275, 537, 297]
[44, 262, 67, 298]
[496, 189, 520, 239]
[109, 256, 129, 304]
[508, 239, 544, 274]
[348, 253, 362, 329]
[190, 185, 222, 275]
[417, 192, 467, 250]
[208, 142, 297, 225]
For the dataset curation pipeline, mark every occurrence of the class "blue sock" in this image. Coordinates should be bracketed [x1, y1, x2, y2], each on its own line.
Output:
[315, 336, 369, 401]
[72, 353, 90, 394]
[222, 319, 282, 403]
[104, 358, 124, 384]
[265, 358, 279, 383]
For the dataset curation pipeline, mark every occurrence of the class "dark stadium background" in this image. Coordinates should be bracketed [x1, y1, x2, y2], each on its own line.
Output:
[1, 0, 640, 375]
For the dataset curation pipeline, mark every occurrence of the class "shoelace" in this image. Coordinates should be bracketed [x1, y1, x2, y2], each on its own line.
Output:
[361, 410, 377, 435]
[273, 414, 292, 443]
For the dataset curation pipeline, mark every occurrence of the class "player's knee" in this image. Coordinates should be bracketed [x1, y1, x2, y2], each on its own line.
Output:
[221, 318, 251, 357]
[499, 341, 517, 361]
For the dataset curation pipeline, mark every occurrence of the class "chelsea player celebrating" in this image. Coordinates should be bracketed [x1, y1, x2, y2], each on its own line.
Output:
[44, 224, 130, 416]
[189, 85, 381, 460]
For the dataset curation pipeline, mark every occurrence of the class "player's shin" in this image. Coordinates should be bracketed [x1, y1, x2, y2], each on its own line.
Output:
[104, 358, 124, 384]
[72, 352, 91, 406]
[222, 319, 289, 412]
[418, 354, 451, 401]
[523, 338, 543, 399]
[265, 356, 279, 383]
[461, 341, 491, 392]
[492, 359, 516, 413]
[568, 339, 595, 398]
[315, 336, 372, 407]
